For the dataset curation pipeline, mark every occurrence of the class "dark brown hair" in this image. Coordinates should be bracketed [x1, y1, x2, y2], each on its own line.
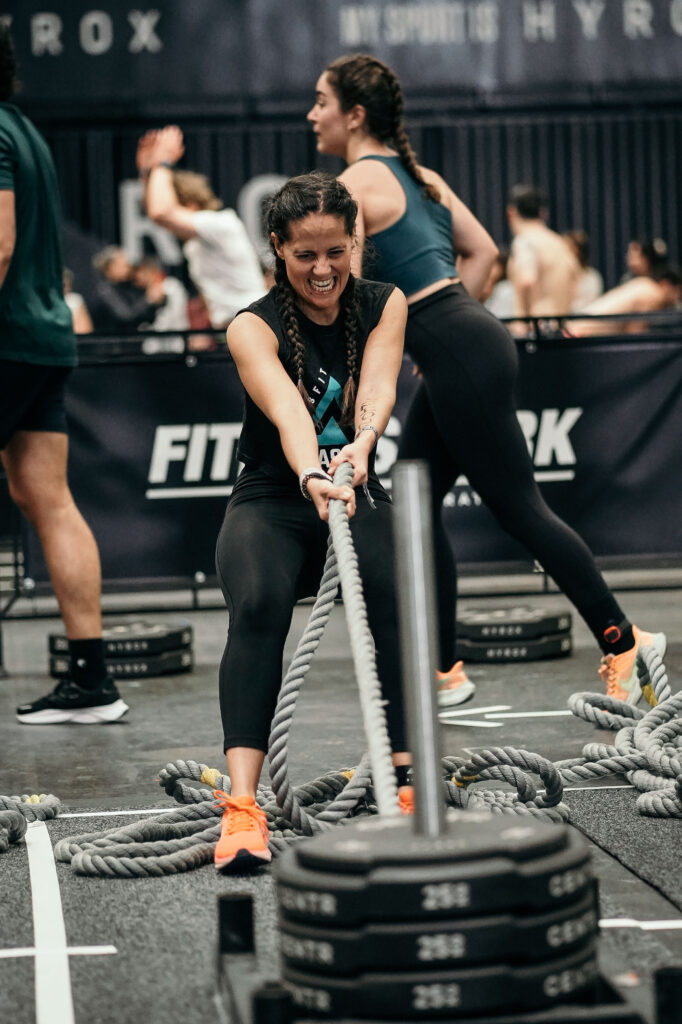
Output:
[325, 53, 440, 203]
[266, 170, 361, 426]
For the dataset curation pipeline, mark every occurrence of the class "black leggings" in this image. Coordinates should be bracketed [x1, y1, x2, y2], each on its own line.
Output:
[397, 284, 626, 667]
[215, 491, 406, 754]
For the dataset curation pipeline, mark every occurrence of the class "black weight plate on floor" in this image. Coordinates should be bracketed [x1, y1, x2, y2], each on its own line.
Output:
[456, 631, 572, 663]
[283, 940, 598, 1019]
[49, 620, 193, 656]
[297, 814, 565, 873]
[457, 607, 572, 641]
[276, 818, 592, 927]
[279, 885, 598, 975]
[50, 647, 193, 679]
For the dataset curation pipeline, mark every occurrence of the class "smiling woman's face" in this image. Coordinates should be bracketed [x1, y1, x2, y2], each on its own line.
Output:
[272, 212, 352, 324]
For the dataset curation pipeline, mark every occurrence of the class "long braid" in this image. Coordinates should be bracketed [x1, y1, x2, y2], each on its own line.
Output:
[392, 125, 441, 203]
[376, 62, 441, 203]
[273, 257, 312, 408]
[340, 275, 361, 427]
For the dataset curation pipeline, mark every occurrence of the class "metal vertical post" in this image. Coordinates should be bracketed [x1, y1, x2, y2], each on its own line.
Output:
[391, 460, 445, 838]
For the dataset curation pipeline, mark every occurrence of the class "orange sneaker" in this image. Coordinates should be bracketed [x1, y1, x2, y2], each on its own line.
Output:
[398, 785, 414, 815]
[213, 791, 271, 872]
[599, 626, 667, 707]
[437, 661, 475, 708]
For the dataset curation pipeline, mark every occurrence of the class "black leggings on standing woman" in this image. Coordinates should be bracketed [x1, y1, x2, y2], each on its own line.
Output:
[215, 488, 406, 754]
[397, 283, 627, 669]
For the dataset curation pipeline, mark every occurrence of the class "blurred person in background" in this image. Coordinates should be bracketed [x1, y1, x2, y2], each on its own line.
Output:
[566, 263, 682, 336]
[562, 229, 604, 312]
[90, 244, 163, 333]
[132, 255, 189, 332]
[506, 184, 580, 322]
[0, 23, 127, 725]
[622, 235, 668, 283]
[136, 126, 266, 337]
[132, 255, 190, 353]
[480, 246, 514, 319]
[62, 267, 93, 334]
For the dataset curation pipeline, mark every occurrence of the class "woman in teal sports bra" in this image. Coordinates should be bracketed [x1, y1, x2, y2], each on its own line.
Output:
[307, 53, 665, 710]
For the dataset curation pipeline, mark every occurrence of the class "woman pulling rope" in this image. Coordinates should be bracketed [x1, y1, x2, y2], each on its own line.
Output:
[213, 171, 413, 873]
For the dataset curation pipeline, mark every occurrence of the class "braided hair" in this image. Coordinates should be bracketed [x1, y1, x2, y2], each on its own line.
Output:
[325, 53, 440, 204]
[266, 171, 362, 427]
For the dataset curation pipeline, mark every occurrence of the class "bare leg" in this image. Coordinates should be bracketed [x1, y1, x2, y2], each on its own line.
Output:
[2, 430, 102, 638]
[226, 747, 266, 799]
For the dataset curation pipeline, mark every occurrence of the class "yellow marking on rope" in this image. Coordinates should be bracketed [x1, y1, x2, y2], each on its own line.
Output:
[200, 767, 222, 787]
[340, 770, 355, 780]
[24, 795, 42, 805]
[453, 773, 479, 787]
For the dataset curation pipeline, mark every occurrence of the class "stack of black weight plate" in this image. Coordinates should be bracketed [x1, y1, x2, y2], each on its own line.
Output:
[48, 620, 193, 680]
[276, 812, 600, 1021]
[456, 606, 572, 663]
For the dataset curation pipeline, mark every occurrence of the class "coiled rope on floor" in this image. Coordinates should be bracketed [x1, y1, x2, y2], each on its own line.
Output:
[0, 793, 61, 855]
[442, 644, 682, 820]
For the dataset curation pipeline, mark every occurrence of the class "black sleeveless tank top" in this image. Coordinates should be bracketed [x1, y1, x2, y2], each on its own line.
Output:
[230, 279, 395, 503]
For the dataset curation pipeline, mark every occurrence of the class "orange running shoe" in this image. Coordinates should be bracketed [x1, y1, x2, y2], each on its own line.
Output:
[437, 661, 475, 708]
[398, 785, 414, 815]
[598, 626, 667, 707]
[213, 791, 271, 872]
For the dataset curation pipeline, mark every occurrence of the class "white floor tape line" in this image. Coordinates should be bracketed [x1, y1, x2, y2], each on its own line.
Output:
[24, 821, 119, 1022]
[486, 710, 574, 719]
[25, 819, 75, 1024]
[60, 808, 169, 819]
[0, 946, 117, 960]
[600, 919, 682, 931]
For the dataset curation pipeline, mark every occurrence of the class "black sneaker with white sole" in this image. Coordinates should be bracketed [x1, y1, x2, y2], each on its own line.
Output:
[16, 677, 129, 725]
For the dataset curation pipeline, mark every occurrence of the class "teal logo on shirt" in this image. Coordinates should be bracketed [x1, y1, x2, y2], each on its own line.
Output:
[310, 371, 347, 446]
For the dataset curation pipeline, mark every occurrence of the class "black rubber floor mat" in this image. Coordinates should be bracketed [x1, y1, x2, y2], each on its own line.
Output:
[564, 787, 682, 911]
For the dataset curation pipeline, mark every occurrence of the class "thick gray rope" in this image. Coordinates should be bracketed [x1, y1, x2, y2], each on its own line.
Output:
[443, 645, 682, 821]
[0, 793, 61, 855]
[326, 463, 399, 816]
[268, 461, 397, 828]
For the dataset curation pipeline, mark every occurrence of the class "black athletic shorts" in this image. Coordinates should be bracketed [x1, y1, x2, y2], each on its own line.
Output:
[0, 359, 71, 450]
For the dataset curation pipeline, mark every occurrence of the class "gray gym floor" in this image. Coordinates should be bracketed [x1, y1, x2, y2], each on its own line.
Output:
[0, 574, 680, 1024]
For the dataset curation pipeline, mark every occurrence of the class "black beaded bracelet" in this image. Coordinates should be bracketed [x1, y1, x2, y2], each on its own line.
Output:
[299, 467, 333, 500]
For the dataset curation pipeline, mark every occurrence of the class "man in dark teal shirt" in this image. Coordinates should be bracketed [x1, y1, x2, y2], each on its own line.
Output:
[0, 24, 128, 725]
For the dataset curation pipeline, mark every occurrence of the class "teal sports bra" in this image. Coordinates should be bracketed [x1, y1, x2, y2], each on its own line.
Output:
[358, 155, 458, 295]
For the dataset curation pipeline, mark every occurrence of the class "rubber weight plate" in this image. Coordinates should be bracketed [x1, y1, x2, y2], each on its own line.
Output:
[49, 620, 193, 656]
[457, 607, 572, 641]
[456, 631, 572, 663]
[276, 815, 592, 927]
[279, 885, 598, 975]
[50, 647, 193, 680]
[283, 941, 598, 1019]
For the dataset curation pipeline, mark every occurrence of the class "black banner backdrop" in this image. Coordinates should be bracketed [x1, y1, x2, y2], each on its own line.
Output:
[4, 0, 682, 111]
[22, 338, 682, 589]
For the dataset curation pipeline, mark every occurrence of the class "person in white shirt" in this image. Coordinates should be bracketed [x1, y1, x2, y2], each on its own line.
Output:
[136, 126, 266, 329]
